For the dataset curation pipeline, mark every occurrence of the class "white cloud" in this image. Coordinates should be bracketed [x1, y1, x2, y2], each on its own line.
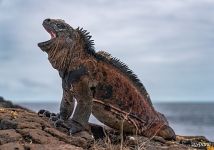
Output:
[0, 0, 214, 102]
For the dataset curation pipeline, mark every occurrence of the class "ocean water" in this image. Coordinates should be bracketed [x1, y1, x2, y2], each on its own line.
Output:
[19, 102, 214, 141]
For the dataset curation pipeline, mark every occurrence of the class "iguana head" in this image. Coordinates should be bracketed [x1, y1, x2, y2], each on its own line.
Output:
[38, 18, 86, 71]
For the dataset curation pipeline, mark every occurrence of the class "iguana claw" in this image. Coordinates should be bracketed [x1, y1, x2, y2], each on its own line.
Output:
[69, 128, 82, 135]
[54, 119, 64, 127]
[38, 109, 51, 117]
[68, 120, 84, 135]
[49, 114, 59, 122]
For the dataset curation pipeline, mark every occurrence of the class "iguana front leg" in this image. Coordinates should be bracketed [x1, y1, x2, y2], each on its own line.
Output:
[59, 86, 75, 120]
[39, 76, 93, 135]
[52, 80, 92, 134]
[69, 77, 93, 134]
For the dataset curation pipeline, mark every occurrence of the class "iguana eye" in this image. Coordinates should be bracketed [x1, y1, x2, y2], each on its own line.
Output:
[57, 24, 65, 29]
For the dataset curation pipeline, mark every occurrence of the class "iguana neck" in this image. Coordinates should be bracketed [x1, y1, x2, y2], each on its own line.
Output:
[48, 38, 90, 72]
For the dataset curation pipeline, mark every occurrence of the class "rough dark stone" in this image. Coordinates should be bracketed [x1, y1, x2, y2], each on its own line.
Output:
[0, 96, 213, 150]
[0, 143, 25, 150]
[0, 119, 18, 130]
[0, 108, 88, 149]
[0, 129, 22, 144]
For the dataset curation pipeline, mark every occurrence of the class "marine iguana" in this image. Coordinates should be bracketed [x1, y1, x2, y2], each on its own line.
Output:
[38, 18, 175, 140]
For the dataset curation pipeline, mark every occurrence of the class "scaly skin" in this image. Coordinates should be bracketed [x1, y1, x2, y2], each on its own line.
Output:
[38, 18, 175, 140]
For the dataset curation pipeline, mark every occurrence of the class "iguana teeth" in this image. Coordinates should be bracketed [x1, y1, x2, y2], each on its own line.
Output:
[50, 31, 56, 39]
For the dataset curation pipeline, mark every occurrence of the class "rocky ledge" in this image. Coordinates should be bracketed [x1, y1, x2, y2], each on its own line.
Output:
[0, 96, 213, 150]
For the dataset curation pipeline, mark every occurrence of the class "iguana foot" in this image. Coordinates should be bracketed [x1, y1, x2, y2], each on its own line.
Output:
[38, 109, 53, 117]
[157, 125, 176, 140]
[67, 120, 84, 135]
[38, 109, 84, 135]
[52, 117, 84, 135]
[38, 109, 66, 127]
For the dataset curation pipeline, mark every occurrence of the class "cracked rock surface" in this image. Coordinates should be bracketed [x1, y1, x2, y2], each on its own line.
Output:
[0, 97, 213, 150]
[0, 108, 85, 150]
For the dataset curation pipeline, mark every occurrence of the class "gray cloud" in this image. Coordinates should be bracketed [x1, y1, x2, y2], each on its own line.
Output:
[0, 0, 213, 102]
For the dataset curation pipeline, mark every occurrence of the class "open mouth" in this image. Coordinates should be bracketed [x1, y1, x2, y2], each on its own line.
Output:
[45, 26, 57, 39]
[38, 23, 58, 49]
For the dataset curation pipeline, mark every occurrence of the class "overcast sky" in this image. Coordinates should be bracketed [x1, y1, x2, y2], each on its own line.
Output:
[0, 0, 214, 102]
